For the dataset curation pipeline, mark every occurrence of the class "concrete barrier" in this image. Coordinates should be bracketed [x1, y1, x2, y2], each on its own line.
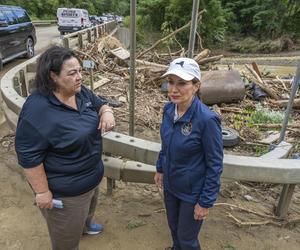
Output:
[32, 20, 57, 26]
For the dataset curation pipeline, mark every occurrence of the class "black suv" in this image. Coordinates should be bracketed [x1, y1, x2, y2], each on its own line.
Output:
[0, 5, 36, 69]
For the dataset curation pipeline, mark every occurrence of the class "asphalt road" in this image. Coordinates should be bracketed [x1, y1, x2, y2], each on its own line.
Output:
[35, 25, 60, 53]
[0, 25, 60, 78]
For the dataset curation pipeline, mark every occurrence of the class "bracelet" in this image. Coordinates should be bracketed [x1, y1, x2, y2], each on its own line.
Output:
[102, 109, 114, 115]
[36, 190, 49, 195]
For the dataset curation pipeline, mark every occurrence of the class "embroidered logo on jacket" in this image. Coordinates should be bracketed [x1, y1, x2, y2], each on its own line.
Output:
[85, 102, 92, 107]
[181, 122, 192, 136]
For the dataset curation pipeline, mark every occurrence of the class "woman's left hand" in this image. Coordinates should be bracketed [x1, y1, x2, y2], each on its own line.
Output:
[194, 203, 209, 220]
[98, 109, 115, 135]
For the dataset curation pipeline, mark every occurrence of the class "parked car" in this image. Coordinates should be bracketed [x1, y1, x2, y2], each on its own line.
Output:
[89, 15, 103, 26]
[0, 5, 36, 69]
[99, 16, 109, 23]
[116, 15, 124, 23]
[57, 8, 92, 35]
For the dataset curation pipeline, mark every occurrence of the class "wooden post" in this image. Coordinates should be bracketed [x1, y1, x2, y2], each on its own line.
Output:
[106, 177, 113, 196]
[19, 70, 28, 97]
[98, 26, 102, 36]
[78, 33, 83, 49]
[63, 37, 69, 48]
[87, 29, 92, 43]
[93, 27, 98, 39]
[89, 68, 94, 91]
[104, 23, 107, 34]
[13, 76, 21, 95]
[275, 184, 296, 218]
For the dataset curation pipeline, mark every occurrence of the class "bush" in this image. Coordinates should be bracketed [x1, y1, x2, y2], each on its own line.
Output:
[124, 15, 152, 43]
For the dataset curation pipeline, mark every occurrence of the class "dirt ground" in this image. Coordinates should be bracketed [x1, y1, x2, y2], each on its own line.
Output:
[0, 117, 300, 250]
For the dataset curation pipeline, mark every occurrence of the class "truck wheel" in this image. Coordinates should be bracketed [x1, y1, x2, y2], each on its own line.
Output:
[222, 127, 239, 147]
[25, 38, 35, 58]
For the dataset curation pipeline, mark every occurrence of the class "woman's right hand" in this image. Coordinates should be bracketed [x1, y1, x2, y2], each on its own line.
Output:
[35, 190, 53, 209]
[154, 172, 163, 188]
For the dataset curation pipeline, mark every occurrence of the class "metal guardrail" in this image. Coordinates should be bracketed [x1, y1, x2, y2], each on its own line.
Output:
[0, 20, 299, 217]
[32, 20, 57, 26]
[61, 21, 117, 51]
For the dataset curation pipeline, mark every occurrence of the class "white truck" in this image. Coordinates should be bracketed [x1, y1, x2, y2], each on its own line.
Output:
[57, 8, 92, 35]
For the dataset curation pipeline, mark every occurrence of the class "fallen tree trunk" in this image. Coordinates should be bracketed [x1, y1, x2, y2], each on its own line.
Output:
[274, 98, 300, 108]
[136, 59, 168, 70]
[245, 64, 280, 100]
[193, 49, 211, 63]
[254, 123, 300, 129]
[197, 55, 223, 65]
[159, 49, 184, 57]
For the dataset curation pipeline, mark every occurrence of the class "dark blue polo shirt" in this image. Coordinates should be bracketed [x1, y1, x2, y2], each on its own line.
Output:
[15, 86, 106, 198]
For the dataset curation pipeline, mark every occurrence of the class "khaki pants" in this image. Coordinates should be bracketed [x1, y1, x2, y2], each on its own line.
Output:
[40, 186, 99, 250]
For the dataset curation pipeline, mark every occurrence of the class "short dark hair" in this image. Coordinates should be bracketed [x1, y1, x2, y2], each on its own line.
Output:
[192, 77, 202, 100]
[34, 46, 80, 95]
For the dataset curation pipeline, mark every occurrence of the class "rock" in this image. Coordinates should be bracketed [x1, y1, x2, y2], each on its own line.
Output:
[118, 96, 127, 103]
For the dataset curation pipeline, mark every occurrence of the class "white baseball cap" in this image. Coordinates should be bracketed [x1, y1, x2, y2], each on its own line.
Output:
[162, 57, 201, 81]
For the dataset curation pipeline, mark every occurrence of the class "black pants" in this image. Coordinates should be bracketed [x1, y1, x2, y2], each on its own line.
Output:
[164, 190, 203, 250]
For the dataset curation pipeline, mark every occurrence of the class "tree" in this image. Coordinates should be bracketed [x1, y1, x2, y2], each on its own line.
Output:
[164, 0, 228, 46]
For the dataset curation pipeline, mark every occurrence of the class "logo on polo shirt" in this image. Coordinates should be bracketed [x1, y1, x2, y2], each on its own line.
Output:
[86, 102, 92, 107]
[181, 122, 192, 136]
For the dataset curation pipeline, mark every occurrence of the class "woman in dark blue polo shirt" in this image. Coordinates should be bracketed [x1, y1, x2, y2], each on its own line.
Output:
[15, 46, 115, 250]
[154, 58, 223, 250]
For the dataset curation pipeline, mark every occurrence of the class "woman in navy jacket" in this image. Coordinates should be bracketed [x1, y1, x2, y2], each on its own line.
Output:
[154, 58, 223, 250]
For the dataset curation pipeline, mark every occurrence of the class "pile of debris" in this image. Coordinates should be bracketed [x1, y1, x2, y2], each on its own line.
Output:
[75, 35, 300, 155]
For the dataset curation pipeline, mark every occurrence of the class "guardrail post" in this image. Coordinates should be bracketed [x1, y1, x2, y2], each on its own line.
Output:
[78, 33, 83, 49]
[275, 184, 296, 218]
[93, 27, 98, 39]
[13, 76, 21, 96]
[63, 37, 69, 48]
[106, 177, 115, 196]
[104, 23, 107, 34]
[87, 30, 92, 43]
[19, 70, 28, 97]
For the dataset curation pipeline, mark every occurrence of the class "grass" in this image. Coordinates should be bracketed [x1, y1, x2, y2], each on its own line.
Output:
[254, 145, 270, 156]
[224, 244, 237, 250]
[126, 219, 146, 230]
[248, 104, 285, 125]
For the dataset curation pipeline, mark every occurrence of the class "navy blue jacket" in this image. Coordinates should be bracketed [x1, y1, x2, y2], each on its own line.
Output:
[156, 97, 223, 208]
[15, 86, 106, 198]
